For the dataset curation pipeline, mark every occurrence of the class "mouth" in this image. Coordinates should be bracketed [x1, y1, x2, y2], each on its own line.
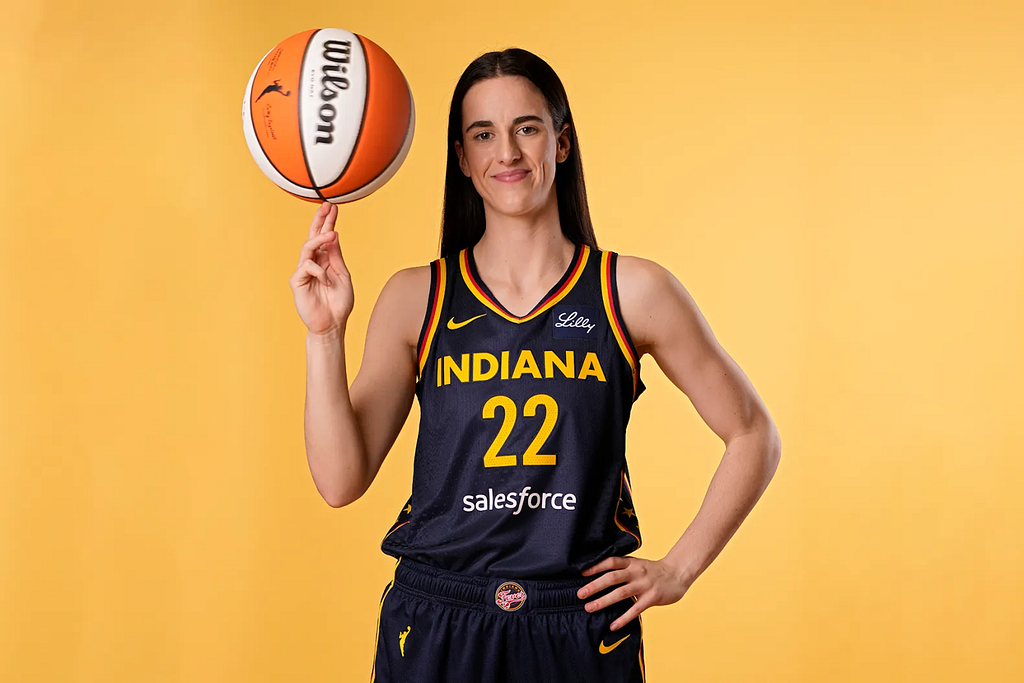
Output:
[493, 169, 530, 182]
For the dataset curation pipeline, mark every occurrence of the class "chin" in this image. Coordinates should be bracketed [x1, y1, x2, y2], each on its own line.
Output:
[494, 200, 539, 217]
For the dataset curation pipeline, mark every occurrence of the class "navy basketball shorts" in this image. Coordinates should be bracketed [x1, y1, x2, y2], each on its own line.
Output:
[370, 557, 647, 682]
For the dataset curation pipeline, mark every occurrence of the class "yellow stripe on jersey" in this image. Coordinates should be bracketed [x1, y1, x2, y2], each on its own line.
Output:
[370, 557, 403, 682]
[632, 595, 647, 682]
[599, 251, 639, 398]
[622, 467, 635, 498]
[417, 258, 447, 379]
[459, 245, 591, 324]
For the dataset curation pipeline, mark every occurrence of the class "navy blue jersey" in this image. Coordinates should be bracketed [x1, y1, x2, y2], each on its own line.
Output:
[380, 243, 646, 579]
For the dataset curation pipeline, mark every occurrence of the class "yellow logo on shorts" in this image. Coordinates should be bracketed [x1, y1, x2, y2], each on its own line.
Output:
[399, 626, 411, 656]
[599, 634, 630, 654]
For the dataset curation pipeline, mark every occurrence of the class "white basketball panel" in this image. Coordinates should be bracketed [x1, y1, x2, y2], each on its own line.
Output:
[300, 28, 367, 188]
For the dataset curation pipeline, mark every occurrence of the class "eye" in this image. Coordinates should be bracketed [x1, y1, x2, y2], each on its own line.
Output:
[519, 126, 537, 134]
[474, 131, 492, 141]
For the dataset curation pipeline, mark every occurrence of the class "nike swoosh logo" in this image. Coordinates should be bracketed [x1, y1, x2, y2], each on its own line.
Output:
[599, 634, 630, 654]
[447, 313, 487, 330]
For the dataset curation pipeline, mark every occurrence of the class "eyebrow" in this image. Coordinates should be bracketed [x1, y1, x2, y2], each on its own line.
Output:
[464, 114, 544, 134]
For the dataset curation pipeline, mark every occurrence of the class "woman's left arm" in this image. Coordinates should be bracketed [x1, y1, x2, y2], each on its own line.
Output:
[578, 255, 783, 631]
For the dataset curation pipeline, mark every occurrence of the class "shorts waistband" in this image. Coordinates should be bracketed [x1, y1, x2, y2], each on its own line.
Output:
[391, 557, 611, 614]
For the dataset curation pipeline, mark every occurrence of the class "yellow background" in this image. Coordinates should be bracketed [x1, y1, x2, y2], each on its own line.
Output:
[2, 0, 1022, 681]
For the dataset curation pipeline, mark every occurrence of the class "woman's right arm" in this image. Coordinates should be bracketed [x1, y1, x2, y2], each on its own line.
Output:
[290, 202, 430, 507]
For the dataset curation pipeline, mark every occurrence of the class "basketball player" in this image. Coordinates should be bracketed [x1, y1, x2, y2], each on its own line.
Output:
[290, 48, 781, 682]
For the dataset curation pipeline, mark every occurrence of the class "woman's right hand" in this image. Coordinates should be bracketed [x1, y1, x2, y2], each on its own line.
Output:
[289, 201, 354, 336]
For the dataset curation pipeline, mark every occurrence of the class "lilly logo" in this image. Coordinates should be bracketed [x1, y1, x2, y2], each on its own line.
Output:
[552, 303, 600, 339]
[555, 310, 595, 333]
[495, 582, 527, 612]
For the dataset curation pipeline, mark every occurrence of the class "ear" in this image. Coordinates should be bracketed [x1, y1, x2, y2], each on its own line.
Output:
[454, 140, 470, 177]
[556, 122, 571, 163]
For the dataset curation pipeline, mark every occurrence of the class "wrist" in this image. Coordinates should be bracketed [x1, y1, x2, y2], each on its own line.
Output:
[661, 550, 699, 587]
[307, 324, 346, 345]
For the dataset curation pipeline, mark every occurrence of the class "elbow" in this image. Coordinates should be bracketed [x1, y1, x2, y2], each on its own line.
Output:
[742, 412, 781, 475]
[324, 492, 358, 509]
[322, 479, 369, 509]
[308, 454, 372, 508]
[325, 492, 350, 508]
[765, 421, 782, 474]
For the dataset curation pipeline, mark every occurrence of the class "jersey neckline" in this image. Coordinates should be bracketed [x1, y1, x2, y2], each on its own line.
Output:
[460, 242, 591, 324]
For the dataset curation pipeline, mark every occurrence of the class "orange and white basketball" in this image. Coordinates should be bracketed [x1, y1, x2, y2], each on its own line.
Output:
[242, 28, 415, 203]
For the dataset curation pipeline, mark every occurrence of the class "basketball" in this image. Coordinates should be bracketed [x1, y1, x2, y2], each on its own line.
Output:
[242, 28, 415, 203]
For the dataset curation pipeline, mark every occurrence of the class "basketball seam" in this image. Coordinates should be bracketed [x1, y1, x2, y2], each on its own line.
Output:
[319, 33, 372, 191]
[297, 29, 327, 201]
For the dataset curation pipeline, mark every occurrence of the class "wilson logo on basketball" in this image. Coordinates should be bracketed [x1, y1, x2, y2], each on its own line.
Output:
[316, 39, 352, 145]
[495, 582, 527, 612]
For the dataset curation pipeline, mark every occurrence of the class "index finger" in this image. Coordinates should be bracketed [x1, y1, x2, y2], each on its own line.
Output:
[307, 201, 335, 239]
[582, 556, 628, 576]
[322, 201, 339, 236]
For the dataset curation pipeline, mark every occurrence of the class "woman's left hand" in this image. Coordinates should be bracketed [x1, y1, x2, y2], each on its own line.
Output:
[577, 556, 691, 631]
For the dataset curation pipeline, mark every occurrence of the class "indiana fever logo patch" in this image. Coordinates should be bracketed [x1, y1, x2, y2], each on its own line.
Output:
[495, 582, 527, 612]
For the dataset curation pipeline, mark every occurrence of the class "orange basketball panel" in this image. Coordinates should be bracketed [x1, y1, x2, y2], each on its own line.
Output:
[319, 34, 411, 197]
[250, 29, 317, 188]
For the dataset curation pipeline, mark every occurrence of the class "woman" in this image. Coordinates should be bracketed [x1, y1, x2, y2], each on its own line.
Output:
[291, 48, 781, 683]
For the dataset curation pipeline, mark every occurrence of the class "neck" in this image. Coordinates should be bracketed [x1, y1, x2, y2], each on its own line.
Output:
[474, 190, 575, 296]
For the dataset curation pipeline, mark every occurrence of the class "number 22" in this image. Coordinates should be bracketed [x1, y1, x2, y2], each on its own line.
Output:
[481, 394, 558, 467]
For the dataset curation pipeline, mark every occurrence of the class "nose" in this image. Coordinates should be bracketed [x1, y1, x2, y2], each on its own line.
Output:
[497, 131, 521, 165]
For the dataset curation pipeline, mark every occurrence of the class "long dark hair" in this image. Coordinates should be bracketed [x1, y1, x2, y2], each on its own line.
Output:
[439, 48, 598, 259]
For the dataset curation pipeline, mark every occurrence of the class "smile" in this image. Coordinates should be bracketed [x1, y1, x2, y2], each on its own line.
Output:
[493, 169, 530, 182]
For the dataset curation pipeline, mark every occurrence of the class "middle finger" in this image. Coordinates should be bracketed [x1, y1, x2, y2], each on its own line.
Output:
[577, 568, 630, 600]
[585, 582, 638, 613]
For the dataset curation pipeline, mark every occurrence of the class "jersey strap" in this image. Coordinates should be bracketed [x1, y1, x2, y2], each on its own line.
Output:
[415, 257, 447, 382]
[599, 251, 641, 399]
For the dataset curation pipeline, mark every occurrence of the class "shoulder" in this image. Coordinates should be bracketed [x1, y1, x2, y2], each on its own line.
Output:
[383, 263, 433, 292]
[611, 253, 703, 356]
[373, 263, 434, 347]
[613, 253, 670, 299]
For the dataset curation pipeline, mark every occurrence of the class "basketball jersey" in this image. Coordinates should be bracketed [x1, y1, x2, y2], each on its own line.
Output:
[380, 243, 646, 579]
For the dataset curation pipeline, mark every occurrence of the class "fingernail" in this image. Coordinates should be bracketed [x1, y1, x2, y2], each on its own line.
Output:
[577, 589, 586, 598]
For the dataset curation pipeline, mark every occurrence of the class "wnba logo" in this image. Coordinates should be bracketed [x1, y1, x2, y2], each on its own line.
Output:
[255, 79, 291, 102]
[495, 582, 527, 612]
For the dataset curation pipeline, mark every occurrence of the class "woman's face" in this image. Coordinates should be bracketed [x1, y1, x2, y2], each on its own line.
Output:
[454, 75, 571, 218]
